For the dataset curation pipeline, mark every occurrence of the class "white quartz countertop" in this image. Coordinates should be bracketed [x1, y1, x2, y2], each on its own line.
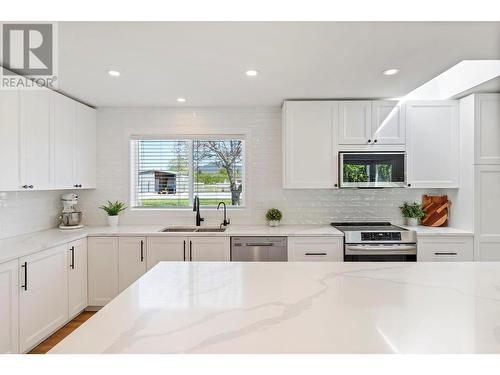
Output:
[50, 261, 500, 354]
[399, 225, 474, 237]
[0, 224, 343, 264]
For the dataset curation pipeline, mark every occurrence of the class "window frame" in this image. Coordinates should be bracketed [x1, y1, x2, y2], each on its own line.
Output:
[130, 134, 246, 210]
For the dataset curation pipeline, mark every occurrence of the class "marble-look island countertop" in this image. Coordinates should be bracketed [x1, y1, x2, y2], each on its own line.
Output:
[50, 262, 500, 354]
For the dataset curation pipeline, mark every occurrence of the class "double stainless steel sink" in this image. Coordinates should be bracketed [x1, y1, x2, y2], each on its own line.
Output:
[161, 226, 226, 233]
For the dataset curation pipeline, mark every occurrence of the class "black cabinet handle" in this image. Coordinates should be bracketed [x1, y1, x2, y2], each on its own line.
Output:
[407, 183, 412, 187]
[434, 252, 457, 256]
[22, 185, 28, 189]
[140, 240, 144, 262]
[373, 139, 378, 143]
[70, 246, 75, 269]
[367, 139, 372, 143]
[305, 252, 327, 256]
[189, 241, 193, 261]
[28, 185, 33, 189]
[21, 262, 27, 290]
[183, 240, 186, 261]
[334, 183, 338, 187]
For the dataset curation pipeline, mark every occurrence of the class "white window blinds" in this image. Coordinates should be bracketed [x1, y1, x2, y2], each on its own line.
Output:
[131, 138, 244, 208]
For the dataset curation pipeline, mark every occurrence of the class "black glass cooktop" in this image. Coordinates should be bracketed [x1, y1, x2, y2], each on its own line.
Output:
[330, 222, 407, 232]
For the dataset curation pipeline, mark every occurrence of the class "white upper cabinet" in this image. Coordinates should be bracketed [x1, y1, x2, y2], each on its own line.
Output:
[0, 87, 96, 192]
[0, 90, 21, 191]
[53, 92, 76, 189]
[371, 101, 405, 145]
[75, 103, 97, 189]
[475, 94, 500, 165]
[338, 101, 404, 145]
[406, 100, 459, 188]
[19, 89, 53, 190]
[338, 101, 372, 145]
[283, 101, 338, 189]
[0, 260, 19, 354]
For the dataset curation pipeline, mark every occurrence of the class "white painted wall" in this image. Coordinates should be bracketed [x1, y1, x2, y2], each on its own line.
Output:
[78, 107, 445, 227]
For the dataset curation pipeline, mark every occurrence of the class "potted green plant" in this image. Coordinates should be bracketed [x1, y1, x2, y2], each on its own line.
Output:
[265, 208, 283, 227]
[399, 201, 425, 226]
[99, 201, 127, 227]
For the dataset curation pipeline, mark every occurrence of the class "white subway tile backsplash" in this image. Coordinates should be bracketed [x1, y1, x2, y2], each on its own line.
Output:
[0, 106, 445, 239]
[0, 190, 63, 239]
[78, 107, 443, 227]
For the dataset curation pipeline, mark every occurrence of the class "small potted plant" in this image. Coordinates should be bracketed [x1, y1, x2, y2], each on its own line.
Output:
[99, 201, 127, 227]
[265, 208, 282, 227]
[399, 201, 425, 226]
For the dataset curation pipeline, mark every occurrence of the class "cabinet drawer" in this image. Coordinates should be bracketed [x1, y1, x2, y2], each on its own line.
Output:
[417, 236, 473, 262]
[288, 237, 343, 262]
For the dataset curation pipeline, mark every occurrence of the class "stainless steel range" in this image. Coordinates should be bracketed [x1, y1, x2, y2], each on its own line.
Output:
[331, 222, 417, 262]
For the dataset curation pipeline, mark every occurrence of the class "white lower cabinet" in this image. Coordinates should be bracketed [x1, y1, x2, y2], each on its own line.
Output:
[147, 236, 230, 265]
[68, 239, 88, 319]
[118, 237, 147, 292]
[417, 236, 474, 262]
[88, 237, 119, 306]
[19, 245, 69, 353]
[147, 237, 187, 270]
[0, 260, 19, 354]
[288, 237, 344, 261]
[189, 237, 230, 261]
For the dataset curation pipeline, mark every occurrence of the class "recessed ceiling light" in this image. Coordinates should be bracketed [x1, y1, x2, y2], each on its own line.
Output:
[107, 70, 121, 77]
[382, 68, 400, 76]
[176, 97, 186, 103]
[245, 69, 259, 77]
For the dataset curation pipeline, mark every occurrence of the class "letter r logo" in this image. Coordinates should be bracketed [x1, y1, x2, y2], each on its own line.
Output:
[2, 24, 53, 76]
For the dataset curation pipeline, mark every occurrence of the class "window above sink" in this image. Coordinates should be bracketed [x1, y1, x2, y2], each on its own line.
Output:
[130, 137, 245, 209]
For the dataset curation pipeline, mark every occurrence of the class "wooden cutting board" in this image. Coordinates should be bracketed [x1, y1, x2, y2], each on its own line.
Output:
[421, 195, 450, 227]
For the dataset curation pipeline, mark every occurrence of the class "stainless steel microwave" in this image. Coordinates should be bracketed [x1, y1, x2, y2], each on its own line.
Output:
[339, 152, 406, 188]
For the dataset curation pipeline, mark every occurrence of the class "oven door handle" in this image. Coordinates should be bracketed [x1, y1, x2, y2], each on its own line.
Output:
[345, 244, 417, 255]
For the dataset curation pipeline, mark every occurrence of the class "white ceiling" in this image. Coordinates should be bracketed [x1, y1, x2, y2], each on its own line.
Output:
[53, 22, 500, 107]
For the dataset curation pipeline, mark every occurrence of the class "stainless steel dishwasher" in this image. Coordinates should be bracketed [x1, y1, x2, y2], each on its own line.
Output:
[231, 237, 287, 261]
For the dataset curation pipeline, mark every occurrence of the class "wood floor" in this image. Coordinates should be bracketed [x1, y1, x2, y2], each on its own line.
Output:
[28, 311, 96, 354]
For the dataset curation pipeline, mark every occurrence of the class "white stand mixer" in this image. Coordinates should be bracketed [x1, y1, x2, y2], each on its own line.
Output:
[59, 193, 84, 230]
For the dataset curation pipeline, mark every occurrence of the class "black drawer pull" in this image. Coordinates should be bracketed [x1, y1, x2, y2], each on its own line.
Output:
[434, 252, 457, 256]
[140, 240, 144, 262]
[70, 246, 75, 269]
[305, 252, 327, 256]
[183, 240, 186, 261]
[189, 241, 193, 261]
[21, 262, 27, 290]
